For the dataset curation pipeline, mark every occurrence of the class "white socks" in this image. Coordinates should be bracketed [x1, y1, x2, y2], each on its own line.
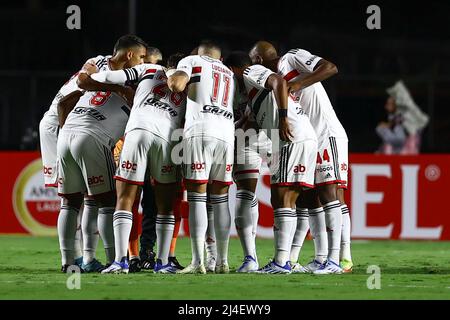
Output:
[112, 210, 132, 262]
[98, 207, 115, 264]
[210, 194, 231, 266]
[156, 214, 175, 265]
[273, 208, 296, 266]
[187, 192, 208, 265]
[340, 204, 352, 261]
[235, 190, 256, 258]
[205, 201, 217, 258]
[57, 205, 78, 265]
[290, 208, 309, 263]
[81, 199, 98, 264]
[308, 207, 328, 263]
[323, 200, 343, 264]
[74, 209, 83, 260]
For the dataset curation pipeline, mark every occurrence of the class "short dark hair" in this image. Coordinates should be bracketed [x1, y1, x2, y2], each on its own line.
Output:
[198, 39, 221, 52]
[147, 47, 162, 57]
[166, 53, 186, 69]
[224, 51, 252, 69]
[113, 34, 148, 55]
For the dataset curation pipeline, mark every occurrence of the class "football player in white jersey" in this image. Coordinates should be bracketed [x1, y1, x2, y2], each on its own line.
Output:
[222, 52, 272, 273]
[250, 41, 353, 274]
[56, 35, 147, 273]
[226, 51, 318, 274]
[39, 61, 98, 271]
[168, 41, 236, 274]
[86, 56, 187, 274]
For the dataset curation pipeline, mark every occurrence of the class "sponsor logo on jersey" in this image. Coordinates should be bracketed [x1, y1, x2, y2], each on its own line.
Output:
[121, 160, 137, 171]
[256, 70, 269, 85]
[305, 55, 318, 66]
[316, 165, 333, 173]
[325, 173, 332, 179]
[191, 162, 206, 171]
[226, 164, 233, 172]
[13, 158, 58, 236]
[72, 107, 106, 121]
[294, 164, 306, 174]
[201, 105, 233, 120]
[87, 175, 104, 186]
[43, 166, 53, 175]
[144, 98, 178, 117]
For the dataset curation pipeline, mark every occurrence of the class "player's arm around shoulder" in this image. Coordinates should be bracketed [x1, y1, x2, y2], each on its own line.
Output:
[288, 50, 338, 92]
[167, 71, 189, 93]
[168, 56, 193, 93]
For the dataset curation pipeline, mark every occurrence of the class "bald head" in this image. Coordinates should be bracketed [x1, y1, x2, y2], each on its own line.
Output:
[249, 41, 278, 66]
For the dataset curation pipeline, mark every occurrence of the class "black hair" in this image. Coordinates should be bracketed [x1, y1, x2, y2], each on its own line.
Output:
[113, 34, 148, 55]
[198, 39, 221, 52]
[224, 51, 252, 68]
[166, 53, 186, 69]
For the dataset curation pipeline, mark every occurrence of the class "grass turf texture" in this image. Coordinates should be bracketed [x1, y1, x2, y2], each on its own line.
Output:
[0, 235, 449, 300]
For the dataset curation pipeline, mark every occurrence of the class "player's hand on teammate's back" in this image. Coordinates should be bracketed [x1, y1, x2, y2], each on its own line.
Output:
[82, 62, 98, 76]
[279, 117, 294, 142]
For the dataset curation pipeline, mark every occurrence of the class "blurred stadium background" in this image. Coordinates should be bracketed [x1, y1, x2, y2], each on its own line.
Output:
[0, 0, 449, 301]
[1, 0, 450, 152]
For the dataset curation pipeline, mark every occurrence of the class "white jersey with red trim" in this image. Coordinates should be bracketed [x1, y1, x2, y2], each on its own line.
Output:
[62, 89, 131, 149]
[277, 48, 347, 141]
[42, 55, 112, 127]
[243, 64, 317, 144]
[91, 63, 186, 142]
[176, 55, 235, 144]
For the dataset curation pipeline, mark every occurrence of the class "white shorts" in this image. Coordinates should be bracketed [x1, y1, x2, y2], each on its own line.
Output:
[233, 131, 272, 181]
[182, 136, 234, 185]
[39, 118, 59, 187]
[115, 129, 177, 185]
[315, 136, 348, 187]
[269, 139, 317, 188]
[57, 131, 116, 196]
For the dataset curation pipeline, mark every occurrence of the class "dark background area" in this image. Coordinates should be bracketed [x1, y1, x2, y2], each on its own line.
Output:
[1, 0, 449, 152]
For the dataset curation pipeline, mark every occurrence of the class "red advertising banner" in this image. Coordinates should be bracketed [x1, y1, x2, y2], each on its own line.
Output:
[0, 152, 449, 240]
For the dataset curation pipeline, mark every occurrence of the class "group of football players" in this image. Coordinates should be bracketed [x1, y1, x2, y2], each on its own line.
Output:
[39, 34, 353, 275]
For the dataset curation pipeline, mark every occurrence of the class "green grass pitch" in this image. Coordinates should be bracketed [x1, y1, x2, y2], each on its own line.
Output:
[0, 235, 449, 300]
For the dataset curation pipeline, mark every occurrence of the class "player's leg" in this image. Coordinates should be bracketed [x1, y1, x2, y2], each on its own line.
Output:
[56, 132, 85, 272]
[313, 137, 345, 274]
[168, 183, 185, 270]
[334, 138, 353, 272]
[128, 194, 142, 273]
[177, 136, 209, 274]
[80, 196, 99, 268]
[139, 181, 157, 270]
[151, 136, 179, 274]
[209, 182, 231, 274]
[338, 189, 353, 272]
[302, 189, 328, 272]
[102, 130, 149, 274]
[258, 140, 317, 274]
[208, 139, 234, 274]
[205, 188, 217, 272]
[235, 177, 259, 272]
[180, 180, 208, 274]
[168, 176, 186, 270]
[289, 192, 309, 273]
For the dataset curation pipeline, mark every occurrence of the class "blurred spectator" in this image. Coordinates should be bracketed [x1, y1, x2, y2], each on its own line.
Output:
[20, 126, 39, 150]
[376, 81, 429, 154]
